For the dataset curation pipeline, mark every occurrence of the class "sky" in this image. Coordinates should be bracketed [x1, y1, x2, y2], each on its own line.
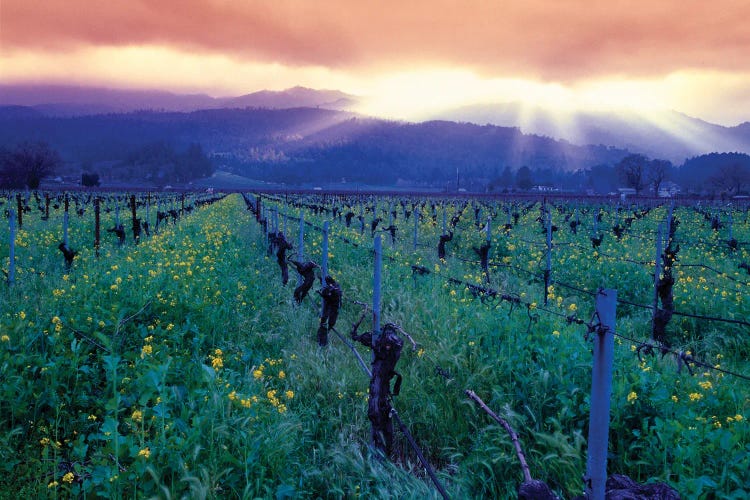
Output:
[2, 0, 750, 125]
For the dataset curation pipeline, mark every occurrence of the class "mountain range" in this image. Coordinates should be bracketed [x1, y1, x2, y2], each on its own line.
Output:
[2, 84, 748, 165]
[1, 84, 749, 192]
[0, 84, 356, 116]
[429, 103, 750, 164]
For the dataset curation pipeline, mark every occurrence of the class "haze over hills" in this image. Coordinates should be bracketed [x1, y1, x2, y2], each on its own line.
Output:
[0, 84, 357, 116]
[2, 84, 748, 166]
[1, 84, 749, 194]
[428, 103, 750, 164]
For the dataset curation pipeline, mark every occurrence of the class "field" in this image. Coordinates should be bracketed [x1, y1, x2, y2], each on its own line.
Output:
[0, 191, 748, 499]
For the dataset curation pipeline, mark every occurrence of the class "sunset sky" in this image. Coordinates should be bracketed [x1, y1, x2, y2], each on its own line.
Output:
[2, 0, 749, 125]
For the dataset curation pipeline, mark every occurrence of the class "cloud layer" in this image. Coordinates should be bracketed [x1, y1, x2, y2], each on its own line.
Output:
[3, 0, 749, 80]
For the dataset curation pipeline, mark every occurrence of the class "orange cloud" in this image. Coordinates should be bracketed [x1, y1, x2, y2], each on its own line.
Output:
[2, 0, 749, 81]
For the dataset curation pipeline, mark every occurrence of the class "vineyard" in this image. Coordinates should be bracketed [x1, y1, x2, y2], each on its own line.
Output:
[0, 190, 748, 499]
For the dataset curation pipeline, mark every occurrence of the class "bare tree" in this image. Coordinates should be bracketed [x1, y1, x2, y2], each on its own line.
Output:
[709, 162, 750, 196]
[647, 159, 671, 195]
[0, 142, 61, 189]
[615, 153, 649, 194]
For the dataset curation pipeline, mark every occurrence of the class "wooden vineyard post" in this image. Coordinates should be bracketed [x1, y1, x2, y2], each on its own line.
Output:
[585, 288, 617, 500]
[321, 221, 329, 283]
[373, 235, 382, 342]
[283, 206, 288, 239]
[298, 211, 305, 287]
[94, 197, 101, 258]
[16, 194, 22, 229]
[360, 203, 365, 235]
[263, 207, 273, 245]
[442, 203, 447, 236]
[505, 205, 511, 227]
[130, 194, 139, 245]
[544, 212, 552, 305]
[652, 224, 663, 336]
[388, 203, 395, 248]
[63, 194, 69, 247]
[8, 209, 16, 285]
[484, 215, 492, 282]
[145, 193, 151, 238]
[413, 207, 419, 251]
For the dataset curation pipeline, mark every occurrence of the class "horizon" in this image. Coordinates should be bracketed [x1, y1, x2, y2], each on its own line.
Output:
[1, 1, 749, 129]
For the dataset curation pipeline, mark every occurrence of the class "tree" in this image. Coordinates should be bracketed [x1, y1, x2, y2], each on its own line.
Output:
[0, 142, 61, 189]
[516, 166, 534, 190]
[647, 159, 671, 195]
[709, 162, 750, 196]
[615, 153, 648, 194]
[81, 172, 100, 187]
[586, 164, 618, 194]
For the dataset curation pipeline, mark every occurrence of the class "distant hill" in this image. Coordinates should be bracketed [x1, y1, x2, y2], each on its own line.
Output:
[4, 83, 748, 166]
[0, 84, 358, 116]
[429, 103, 750, 164]
[0, 106, 632, 188]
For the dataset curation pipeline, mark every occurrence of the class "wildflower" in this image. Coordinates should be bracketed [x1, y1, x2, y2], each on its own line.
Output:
[241, 398, 251, 408]
[48, 481, 58, 488]
[211, 357, 223, 370]
[253, 369, 263, 379]
[627, 391, 638, 403]
[19, 311, 26, 320]
[735, 414, 744, 422]
[138, 447, 150, 459]
[568, 303, 577, 312]
[141, 344, 153, 358]
[229, 391, 237, 401]
[62, 472, 75, 484]
[552, 330, 560, 338]
[40, 437, 50, 446]
[51, 316, 61, 325]
[699, 381, 713, 390]
[88, 414, 97, 421]
[285, 390, 294, 400]
[417, 348, 425, 358]
[671, 395, 678, 403]
[278, 370, 286, 379]
[131, 410, 143, 423]
[689, 392, 703, 401]
[1, 335, 9, 342]
[529, 302, 537, 310]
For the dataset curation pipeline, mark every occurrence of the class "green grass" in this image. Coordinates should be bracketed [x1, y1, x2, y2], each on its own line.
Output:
[0, 193, 748, 498]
